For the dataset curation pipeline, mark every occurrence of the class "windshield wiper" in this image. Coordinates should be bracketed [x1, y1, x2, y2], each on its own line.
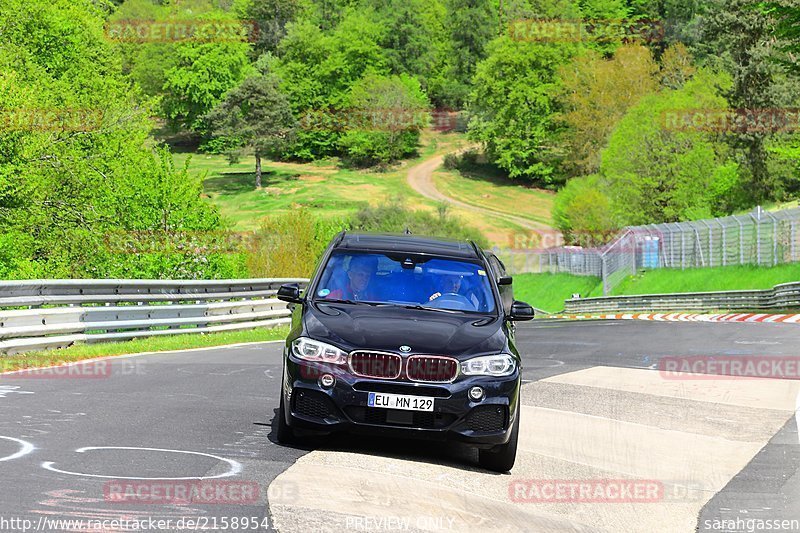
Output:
[319, 299, 389, 307]
[400, 304, 459, 314]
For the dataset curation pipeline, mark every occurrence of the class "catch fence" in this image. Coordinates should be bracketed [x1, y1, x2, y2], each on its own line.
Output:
[494, 207, 800, 295]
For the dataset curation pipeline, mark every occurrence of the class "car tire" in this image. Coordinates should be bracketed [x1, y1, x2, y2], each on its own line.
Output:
[276, 388, 298, 445]
[478, 403, 519, 473]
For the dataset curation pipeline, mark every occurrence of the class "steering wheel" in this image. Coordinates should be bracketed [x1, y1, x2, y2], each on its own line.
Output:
[426, 292, 476, 311]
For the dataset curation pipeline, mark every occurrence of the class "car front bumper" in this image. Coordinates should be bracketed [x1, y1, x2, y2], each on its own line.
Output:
[282, 356, 521, 449]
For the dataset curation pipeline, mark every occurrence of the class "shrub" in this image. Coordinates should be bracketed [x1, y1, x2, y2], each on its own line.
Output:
[246, 209, 348, 278]
[350, 199, 488, 247]
[552, 175, 619, 246]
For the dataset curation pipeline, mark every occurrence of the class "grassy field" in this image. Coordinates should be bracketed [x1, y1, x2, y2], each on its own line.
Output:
[514, 262, 800, 312]
[0, 327, 289, 374]
[173, 131, 554, 246]
[433, 166, 555, 226]
[175, 132, 470, 231]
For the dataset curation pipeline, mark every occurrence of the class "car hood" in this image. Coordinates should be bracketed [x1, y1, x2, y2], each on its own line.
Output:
[303, 302, 507, 359]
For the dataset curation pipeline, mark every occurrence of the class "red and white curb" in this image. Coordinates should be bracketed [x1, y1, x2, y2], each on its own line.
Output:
[549, 312, 800, 323]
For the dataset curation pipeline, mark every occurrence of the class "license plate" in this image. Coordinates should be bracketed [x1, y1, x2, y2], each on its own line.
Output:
[367, 392, 434, 412]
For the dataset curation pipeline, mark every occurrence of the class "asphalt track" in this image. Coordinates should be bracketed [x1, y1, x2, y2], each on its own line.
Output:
[0, 320, 798, 532]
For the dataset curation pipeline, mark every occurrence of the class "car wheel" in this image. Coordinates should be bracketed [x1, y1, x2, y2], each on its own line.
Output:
[276, 387, 298, 445]
[478, 403, 519, 473]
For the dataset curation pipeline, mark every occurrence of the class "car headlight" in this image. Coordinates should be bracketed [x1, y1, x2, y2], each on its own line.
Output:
[460, 354, 516, 377]
[291, 337, 347, 364]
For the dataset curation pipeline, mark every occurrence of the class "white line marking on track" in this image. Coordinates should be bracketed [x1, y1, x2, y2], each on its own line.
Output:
[0, 436, 35, 462]
[41, 446, 242, 480]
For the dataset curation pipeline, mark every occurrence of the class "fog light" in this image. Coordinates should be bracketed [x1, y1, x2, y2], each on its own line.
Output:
[468, 386, 484, 401]
[319, 374, 335, 388]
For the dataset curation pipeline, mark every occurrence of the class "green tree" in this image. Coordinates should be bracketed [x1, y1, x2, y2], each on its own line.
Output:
[0, 0, 237, 279]
[442, 0, 499, 107]
[272, 10, 389, 159]
[600, 71, 742, 224]
[162, 26, 254, 135]
[372, 0, 449, 104]
[234, 0, 305, 55]
[338, 74, 430, 166]
[205, 75, 298, 188]
[468, 36, 580, 185]
[765, 1, 800, 74]
[558, 44, 659, 176]
[703, 0, 798, 202]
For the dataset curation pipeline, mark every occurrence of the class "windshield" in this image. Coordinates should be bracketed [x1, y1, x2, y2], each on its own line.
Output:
[313, 252, 497, 314]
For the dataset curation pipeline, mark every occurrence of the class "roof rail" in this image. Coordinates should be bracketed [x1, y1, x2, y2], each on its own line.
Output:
[334, 230, 347, 246]
[468, 240, 482, 258]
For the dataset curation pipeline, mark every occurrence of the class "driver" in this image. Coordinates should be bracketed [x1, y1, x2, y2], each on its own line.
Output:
[428, 274, 479, 308]
[326, 255, 378, 301]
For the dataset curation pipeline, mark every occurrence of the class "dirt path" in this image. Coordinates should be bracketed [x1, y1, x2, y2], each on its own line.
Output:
[406, 149, 552, 231]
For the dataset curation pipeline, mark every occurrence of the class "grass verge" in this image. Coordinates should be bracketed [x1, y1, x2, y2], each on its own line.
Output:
[514, 263, 800, 312]
[0, 326, 290, 373]
[603, 263, 800, 296]
[513, 273, 601, 313]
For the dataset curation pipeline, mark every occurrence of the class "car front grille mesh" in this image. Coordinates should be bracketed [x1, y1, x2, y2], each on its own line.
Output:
[405, 355, 459, 382]
[349, 351, 402, 379]
[465, 405, 508, 432]
[293, 390, 333, 419]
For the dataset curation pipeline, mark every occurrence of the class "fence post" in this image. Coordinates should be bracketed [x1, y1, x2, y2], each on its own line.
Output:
[770, 213, 778, 265]
[680, 230, 686, 270]
[601, 253, 608, 296]
[701, 220, 713, 267]
[737, 217, 744, 265]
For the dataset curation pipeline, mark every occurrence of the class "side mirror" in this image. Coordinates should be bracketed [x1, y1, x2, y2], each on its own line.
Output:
[498, 276, 513, 286]
[508, 300, 535, 321]
[277, 283, 303, 304]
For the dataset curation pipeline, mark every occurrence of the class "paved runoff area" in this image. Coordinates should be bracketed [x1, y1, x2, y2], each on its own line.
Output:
[0, 320, 798, 533]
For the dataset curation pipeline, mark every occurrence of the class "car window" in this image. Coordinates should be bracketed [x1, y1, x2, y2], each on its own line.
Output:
[313, 252, 497, 313]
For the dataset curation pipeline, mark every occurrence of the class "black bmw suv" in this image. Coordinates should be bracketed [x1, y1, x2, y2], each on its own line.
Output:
[275, 232, 534, 472]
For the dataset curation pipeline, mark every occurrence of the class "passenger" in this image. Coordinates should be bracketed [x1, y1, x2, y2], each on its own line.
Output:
[326, 255, 378, 301]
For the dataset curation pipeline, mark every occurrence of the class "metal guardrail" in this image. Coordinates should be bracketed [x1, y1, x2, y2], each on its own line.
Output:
[0, 279, 308, 355]
[563, 281, 800, 314]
